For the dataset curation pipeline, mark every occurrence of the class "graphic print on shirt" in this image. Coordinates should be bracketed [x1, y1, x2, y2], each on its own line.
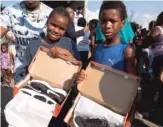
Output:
[0, 1, 52, 63]
[108, 59, 115, 66]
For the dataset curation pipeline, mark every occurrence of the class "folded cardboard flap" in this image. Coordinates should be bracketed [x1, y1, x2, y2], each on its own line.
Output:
[78, 62, 140, 116]
[28, 46, 82, 90]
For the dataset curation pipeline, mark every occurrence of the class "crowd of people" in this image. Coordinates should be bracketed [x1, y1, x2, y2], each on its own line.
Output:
[0, 0, 163, 126]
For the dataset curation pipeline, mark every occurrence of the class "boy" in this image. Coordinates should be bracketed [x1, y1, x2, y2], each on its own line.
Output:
[77, 1, 136, 83]
[15, 7, 79, 83]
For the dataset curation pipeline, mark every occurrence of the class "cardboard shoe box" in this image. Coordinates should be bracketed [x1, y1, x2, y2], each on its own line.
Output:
[64, 61, 140, 127]
[13, 46, 82, 117]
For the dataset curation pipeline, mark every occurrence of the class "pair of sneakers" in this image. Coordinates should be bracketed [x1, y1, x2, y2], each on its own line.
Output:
[21, 80, 67, 105]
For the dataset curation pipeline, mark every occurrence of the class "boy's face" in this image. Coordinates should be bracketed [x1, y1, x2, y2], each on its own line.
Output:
[1, 45, 8, 53]
[100, 9, 125, 40]
[47, 13, 69, 41]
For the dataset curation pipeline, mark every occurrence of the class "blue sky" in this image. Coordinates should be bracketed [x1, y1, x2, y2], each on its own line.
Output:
[2, 0, 163, 29]
[87, 1, 163, 14]
[87, 1, 163, 29]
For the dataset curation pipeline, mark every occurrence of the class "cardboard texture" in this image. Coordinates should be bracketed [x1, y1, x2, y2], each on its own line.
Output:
[78, 61, 140, 116]
[28, 46, 82, 90]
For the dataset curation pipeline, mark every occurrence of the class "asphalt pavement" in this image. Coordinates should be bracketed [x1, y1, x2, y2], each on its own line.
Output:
[1, 86, 13, 127]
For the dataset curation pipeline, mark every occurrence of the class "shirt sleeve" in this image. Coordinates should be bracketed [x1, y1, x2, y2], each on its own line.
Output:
[0, 7, 12, 30]
[66, 21, 85, 41]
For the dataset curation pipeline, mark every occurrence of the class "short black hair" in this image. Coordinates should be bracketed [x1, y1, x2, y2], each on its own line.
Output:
[156, 11, 163, 26]
[99, 1, 127, 20]
[131, 22, 140, 33]
[148, 20, 155, 30]
[77, 6, 84, 10]
[77, 17, 86, 27]
[89, 19, 99, 30]
[48, 6, 70, 22]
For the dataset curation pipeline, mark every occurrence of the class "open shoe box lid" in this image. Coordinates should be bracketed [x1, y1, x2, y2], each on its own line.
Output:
[78, 61, 140, 116]
[28, 46, 82, 90]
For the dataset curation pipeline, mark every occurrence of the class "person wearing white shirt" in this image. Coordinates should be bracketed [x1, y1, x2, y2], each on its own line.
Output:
[74, 6, 83, 27]
[0, 1, 52, 82]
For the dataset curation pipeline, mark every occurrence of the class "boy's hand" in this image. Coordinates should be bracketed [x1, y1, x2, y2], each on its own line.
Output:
[50, 46, 73, 57]
[76, 70, 86, 84]
[50, 46, 77, 61]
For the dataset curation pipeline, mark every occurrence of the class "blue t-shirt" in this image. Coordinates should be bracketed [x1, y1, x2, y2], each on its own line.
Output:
[95, 43, 127, 71]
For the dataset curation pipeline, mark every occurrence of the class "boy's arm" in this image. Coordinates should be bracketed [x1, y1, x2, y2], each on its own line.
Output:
[124, 47, 137, 75]
[90, 34, 96, 60]
[66, 21, 82, 41]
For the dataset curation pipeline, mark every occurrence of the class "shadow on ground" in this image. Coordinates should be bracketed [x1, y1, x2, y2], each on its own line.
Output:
[1, 86, 13, 127]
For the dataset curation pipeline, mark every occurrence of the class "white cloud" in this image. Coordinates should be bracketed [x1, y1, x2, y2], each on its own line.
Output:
[86, 8, 99, 22]
[144, 13, 154, 18]
[127, 8, 158, 29]
[135, 13, 157, 29]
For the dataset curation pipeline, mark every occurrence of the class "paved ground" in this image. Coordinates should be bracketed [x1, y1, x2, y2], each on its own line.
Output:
[1, 86, 13, 127]
[1, 85, 163, 127]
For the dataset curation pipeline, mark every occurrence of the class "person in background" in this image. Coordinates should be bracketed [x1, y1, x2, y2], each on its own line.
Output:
[6, 31, 16, 86]
[142, 36, 155, 72]
[14, 7, 80, 83]
[0, 0, 53, 82]
[1, 43, 14, 87]
[89, 19, 99, 60]
[65, 6, 89, 42]
[74, 6, 84, 27]
[150, 11, 163, 107]
[151, 12, 163, 79]
[147, 20, 156, 35]
[76, 6, 84, 17]
[76, 17, 90, 69]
